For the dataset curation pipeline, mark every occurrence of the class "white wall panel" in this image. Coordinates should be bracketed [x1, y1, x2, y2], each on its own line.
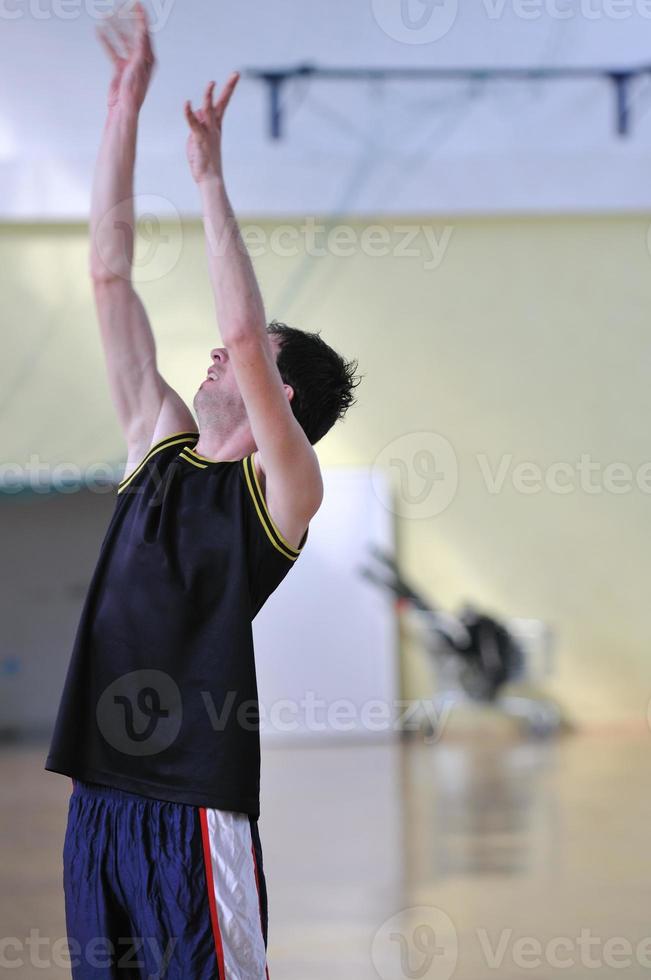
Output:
[255, 467, 399, 743]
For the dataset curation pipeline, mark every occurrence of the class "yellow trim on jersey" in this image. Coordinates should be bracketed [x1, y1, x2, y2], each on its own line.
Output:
[248, 454, 303, 555]
[179, 451, 207, 470]
[242, 454, 302, 562]
[117, 431, 199, 494]
[184, 446, 238, 464]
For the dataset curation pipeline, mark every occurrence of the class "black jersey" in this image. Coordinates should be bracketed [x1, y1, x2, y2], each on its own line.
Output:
[45, 431, 306, 818]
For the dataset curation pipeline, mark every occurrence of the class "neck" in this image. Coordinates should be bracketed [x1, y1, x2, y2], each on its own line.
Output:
[193, 417, 256, 463]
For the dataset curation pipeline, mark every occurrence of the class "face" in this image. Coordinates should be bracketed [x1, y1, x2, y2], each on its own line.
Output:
[192, 335, 285, 426]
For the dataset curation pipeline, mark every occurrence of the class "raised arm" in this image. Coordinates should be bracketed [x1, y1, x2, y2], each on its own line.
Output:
[91, 3, 195, 476]
[184, 77, 323, 547]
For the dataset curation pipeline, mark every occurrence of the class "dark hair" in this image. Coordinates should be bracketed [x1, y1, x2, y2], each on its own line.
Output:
[267, 320, 361, 444]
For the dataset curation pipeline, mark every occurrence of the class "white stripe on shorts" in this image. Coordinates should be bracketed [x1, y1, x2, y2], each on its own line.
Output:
[202, 808, 268, 979]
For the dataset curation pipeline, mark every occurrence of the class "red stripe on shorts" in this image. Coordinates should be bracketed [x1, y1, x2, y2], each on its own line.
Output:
[199, 808, 227, 980]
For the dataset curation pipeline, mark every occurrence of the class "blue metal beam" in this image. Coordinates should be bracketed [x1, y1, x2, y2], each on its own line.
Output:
[245, 63, 651, 140]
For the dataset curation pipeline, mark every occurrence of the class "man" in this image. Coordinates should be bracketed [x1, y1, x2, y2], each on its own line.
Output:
[45, 6, 359, 977]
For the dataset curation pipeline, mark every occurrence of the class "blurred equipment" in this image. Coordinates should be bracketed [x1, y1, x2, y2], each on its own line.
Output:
[361, 548, 562, 739]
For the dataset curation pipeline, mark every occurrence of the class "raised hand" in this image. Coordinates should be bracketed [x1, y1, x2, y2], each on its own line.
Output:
[184, 74, 240, 184]
[97, 1, 156, 114]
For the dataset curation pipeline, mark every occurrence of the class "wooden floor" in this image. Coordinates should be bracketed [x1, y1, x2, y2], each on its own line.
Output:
[1, 732, 650, 979]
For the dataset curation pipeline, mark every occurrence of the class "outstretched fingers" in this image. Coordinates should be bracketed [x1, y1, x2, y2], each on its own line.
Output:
[184, 100, 204, 134]
[212, 72, 240, 121]
[185, 72, 239, 136]
[134, 2, 154, 64]
[96, 25, 123, 67]
[134, 1, 148, 31]
[202, 81, 216, 121]
[110, 16, 134, 59]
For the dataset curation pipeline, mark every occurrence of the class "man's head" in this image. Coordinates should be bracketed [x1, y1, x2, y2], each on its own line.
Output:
[193, 321, 360, 445]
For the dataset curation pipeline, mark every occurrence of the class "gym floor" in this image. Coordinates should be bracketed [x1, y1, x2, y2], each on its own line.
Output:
[2, 732, 649, 979]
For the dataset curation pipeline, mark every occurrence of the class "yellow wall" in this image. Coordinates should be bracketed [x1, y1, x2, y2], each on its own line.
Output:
[3, 215, 650, 728]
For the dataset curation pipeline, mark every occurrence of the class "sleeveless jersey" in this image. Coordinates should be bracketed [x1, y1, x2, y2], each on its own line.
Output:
[45, 431, 306, 818]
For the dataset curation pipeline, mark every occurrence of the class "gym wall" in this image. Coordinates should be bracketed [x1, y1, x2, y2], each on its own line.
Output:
[1, 214, 649, 729]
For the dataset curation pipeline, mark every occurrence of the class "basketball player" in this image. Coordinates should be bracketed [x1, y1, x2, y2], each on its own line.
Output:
[44, 6, 359, 977]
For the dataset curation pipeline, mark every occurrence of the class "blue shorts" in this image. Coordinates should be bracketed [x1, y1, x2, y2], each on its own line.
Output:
[63, 779, 270, 979]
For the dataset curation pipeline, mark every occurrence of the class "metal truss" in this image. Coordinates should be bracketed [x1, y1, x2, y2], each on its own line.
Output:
[245, 63, 651, 140]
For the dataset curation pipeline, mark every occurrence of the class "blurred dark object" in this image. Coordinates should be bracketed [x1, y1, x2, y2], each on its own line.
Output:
[361, 547, 563, 738]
